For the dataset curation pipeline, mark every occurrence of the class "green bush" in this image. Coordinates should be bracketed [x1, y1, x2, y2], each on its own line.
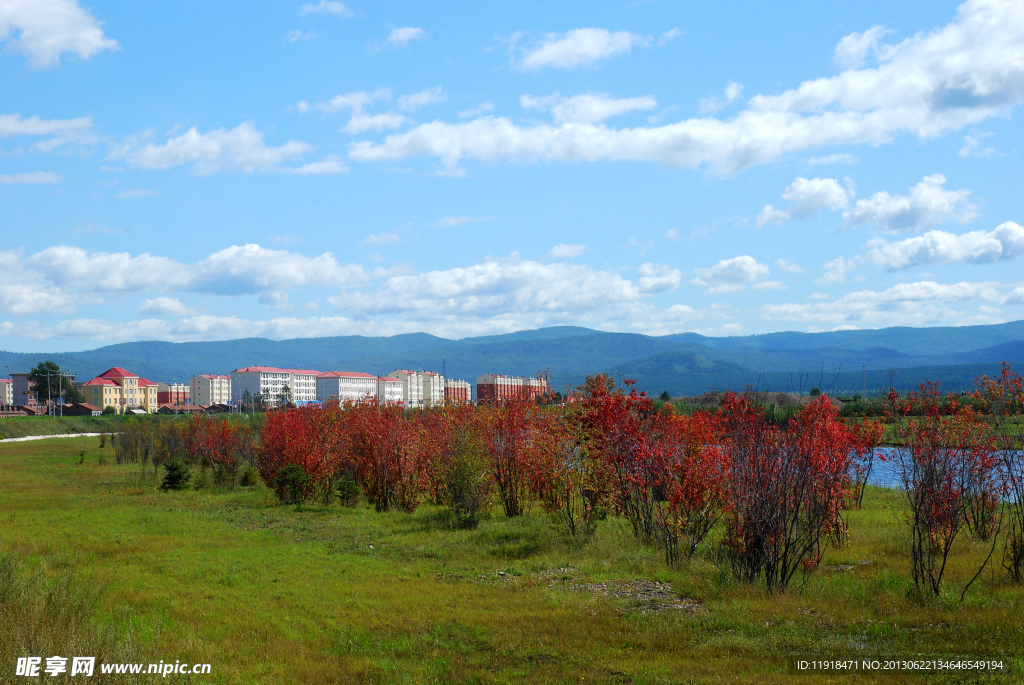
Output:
[238, 466, 260, 488]
[101, 406, 116, 416]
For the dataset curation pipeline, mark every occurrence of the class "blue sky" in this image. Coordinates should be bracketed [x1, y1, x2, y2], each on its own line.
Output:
[2, 0, 1023, 353]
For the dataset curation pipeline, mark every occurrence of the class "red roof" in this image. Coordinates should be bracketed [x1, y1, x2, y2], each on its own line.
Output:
[319, 371, 376, 379]
[286, 369, 321, 376]
[377, 376, 402, 382]
[0, 378, 11, 384]
[137, 378, 156, 387]
[233, 366, 287, 373]
[200, 374, 231, 379]
[422, 371, 441, 376]
[98, 367, 138, 379]
[82, 378, 118, 386]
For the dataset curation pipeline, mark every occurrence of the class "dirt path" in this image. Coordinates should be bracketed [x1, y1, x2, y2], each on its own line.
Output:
[0, 432, 106, 443]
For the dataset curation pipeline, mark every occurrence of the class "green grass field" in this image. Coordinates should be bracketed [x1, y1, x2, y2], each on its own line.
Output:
[2, 436, 1022, 683]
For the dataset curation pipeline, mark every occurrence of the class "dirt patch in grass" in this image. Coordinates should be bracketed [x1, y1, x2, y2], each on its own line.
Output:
[536, 567, 702, 615]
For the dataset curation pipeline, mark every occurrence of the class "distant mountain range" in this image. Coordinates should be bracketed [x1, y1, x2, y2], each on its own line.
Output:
[3, 320, 1024, 397]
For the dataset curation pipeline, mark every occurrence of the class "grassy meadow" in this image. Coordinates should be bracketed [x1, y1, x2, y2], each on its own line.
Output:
[2, 436, 1022, 683]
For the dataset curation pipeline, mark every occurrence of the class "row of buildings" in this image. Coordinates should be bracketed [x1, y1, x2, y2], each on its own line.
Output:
[1, 365, 547, 416]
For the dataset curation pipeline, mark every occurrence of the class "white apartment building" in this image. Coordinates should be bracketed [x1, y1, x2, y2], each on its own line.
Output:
[386, 369, 446, 408]
[1, 378, 13, 408]
[419, 371, 446, 408]
[317, 371, 378, 404]
[190, 374, 231, 406]
[377, 376, 404, 404]
[232, 366, 321, 406]
[386, 369, 423, 408]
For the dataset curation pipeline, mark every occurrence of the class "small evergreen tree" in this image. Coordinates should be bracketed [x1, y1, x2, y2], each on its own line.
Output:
[161, 460, 192, 491]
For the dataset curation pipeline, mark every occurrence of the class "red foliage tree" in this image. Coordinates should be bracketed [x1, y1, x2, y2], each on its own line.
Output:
[345, 399, 421, 512]
[850, 419, 885, 509]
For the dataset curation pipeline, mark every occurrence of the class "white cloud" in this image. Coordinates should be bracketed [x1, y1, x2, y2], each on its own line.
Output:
[138, 297, 193, 317]
[763, 280, 1006, 328]
[752, 280, 787, 291]
[0, 113, 93, 138]
[386, 27, 424, 47]
[515, 28, 651, 71]
[842, 173, 977, 232]
[691, 255, 770, 293]
[298, 1, 351, 18]
[659, 28, 683, 45]
[817, 256, 858, 284]
[110, 122, 312, 174]
[0, 0, 118, 68]
[1006, 288, 1024, 305]
[459, 102, 494, 118]
[342, 112, 407, 135]
[664, 228, 678, 240]
[757, 176, 852, 227]
[284, 29, 316, 43]
[296, 88, 391, 114]
[775, 258, 806, 274]
[23, 244, 367, 296]
[637, 263, 682, 293]
[433, 215, 492, 227]
[807, 153, 859, 166]
[286, 156, 348, 175]
[350, 2, 1024, 174]
[866, 221, 1024, 270]
[397, 87, 446, 111]
[115, 188, 157, 198]
[521, 93, 657, 124]
[959, 133, 998, 157]
[833, 25, 893, 69]
[0, 171, 62, 184]
[359, 232, 402, 247]
[546, 244, 585, 259]
[699, 81, 744, 114]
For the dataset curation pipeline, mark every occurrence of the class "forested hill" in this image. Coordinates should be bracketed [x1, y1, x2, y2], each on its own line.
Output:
[2, 321, 1023, 396]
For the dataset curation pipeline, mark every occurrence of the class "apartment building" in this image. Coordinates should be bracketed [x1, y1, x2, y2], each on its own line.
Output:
[80, 367, 158, 414]
[317, 371, 378, 403]
[444, 379, 471, 405]
[377, 376, 404, 404]
[156, 382, 190, 406]
[190, 374, 231, 406]
[386, 369, 423, 408]
[1, 378, 12, 408]
[231, 367, 320, 406]
[476, 374, 550, 404]
[420, 371, 446, 408]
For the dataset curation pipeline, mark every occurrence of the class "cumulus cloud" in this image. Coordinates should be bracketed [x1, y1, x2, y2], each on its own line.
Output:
[350, 2, 1024, 174]
[833, 25, 893, 69]
[817, 257, 859, 285]
[775, 258, 806, 274]
[546, 244, 585, 259]
[397, 87, 445, 111]
[23, 244, 367, 296]
[138, 297, 193, 317]
[699, 81, 744, 114]
[296, 88, 391, 114]
[109, 122, 314, 174]
[691, 255, 770, 293]
[298, 1, 351, 18]
[807, 153, 859, 166]
[0, 0, 118, 68]
[514, 28, 651, 71]
[763, 280, 1007, 328]
[842, 173, 977, 232]
[0, 171, 62, 184]
[521, 93, 657, 124]
[342, 112, 407, 135]
[637, 263, 682, 293]
[386, 27, 424, 47]
[866, 221, 1024, 270]
[757, 176, 852, 227]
